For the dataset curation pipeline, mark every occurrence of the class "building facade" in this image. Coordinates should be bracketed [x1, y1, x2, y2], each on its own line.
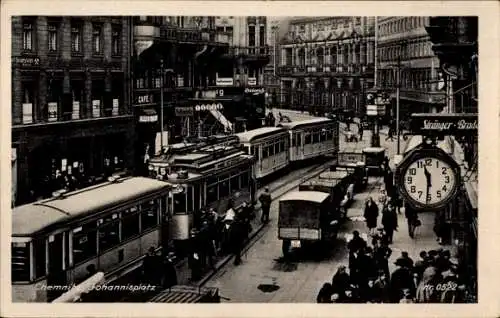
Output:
[377, 17, 445, 119]
[11, 16, 133, 207]
[263, 18, 282, 107]
[278, 17, 376, 116]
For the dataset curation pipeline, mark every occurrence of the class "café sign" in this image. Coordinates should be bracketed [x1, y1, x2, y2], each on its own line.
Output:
[410, 113, 478, 136]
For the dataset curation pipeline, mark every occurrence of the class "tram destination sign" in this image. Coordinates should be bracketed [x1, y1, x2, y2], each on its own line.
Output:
[409, 113, 478, 136]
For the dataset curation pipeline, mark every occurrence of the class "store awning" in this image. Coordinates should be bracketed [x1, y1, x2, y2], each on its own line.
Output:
[139, 109, 158, 123]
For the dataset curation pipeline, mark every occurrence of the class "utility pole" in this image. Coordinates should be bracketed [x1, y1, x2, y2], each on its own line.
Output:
[160, 59, 164, 152]
[396, 54, 401, 155]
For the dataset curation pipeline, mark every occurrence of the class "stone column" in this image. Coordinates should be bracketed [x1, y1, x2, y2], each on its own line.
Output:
[103, 21, 112, 62]
[61, 17, 71, 62]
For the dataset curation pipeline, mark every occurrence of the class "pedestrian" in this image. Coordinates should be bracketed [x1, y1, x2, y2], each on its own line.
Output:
[363, 197, 379, 236]
[230, 214, 245, 266]
[415, 266, 440, 303]
[373, 239, 392, 278]
[399, 289, 414, 303]
[381, 202, 398, 244]
[259, 187, 272, 224]
[347, 230, 367, 275]
[389, 259, 415, 303]
[188, 230, 202, 281]
[382, 156, 390, 172]
[435, 249, 452, 273]
[372, 270, 391, 303]
[142, 246, 161, 286]
[405, 204, 419, 239]
[414, 251, 429, 284]
[331, 265, 351, 296]
[440, 267, 460, 303]
[383, 168, 395, 198]
[162, 252, 178, 288]
[316, 283, 333, 303]
[357, 247, 377, 300]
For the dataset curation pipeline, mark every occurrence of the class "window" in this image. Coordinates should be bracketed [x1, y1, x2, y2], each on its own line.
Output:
[23, 22, 33, 51]
[262, 146, 268, 158]
[72, 223, 97, 264]
[92, 24, 102, 54]
[33, 238, 46, 279]
[253, 147, 260, 161]
[141, 200, 159, 231]
[240, 170, 250, 189]
[305, 133, 312, 144]
[11, 242, 30, 282]
[226, 26, 233, 34]
[219, 174, 230, 198]
[268, 144, 274, 156]
[312, 132, 320, 143]
[112, 26, 121, 55]
[121, 207, 140, 241]
[173, 191, 186, 214]
[259, 25, 265, 47]
[230, 173, 240, 192]
[71, 23, 82, 52]
[98, 214, 120, 252]
[248, 25, 255, 47]
[187, 186, 193, 212]
[207, 183, 218, 204]
[48, 23, 57, 52]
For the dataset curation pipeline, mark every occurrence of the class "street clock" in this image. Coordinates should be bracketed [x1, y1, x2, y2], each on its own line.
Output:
[395, 144, 461, 211]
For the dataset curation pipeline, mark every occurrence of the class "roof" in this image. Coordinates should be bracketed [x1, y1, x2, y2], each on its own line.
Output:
[279, 191, 330, 204]
[12, 177, 170, 236]
[278, 117, 333, 130]
[236, 127, 287, 143]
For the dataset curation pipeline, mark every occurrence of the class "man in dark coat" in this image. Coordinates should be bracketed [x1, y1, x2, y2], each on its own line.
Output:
[331, 265, 351, 296]
[188, 230, 202, 281]
[373, 239, 392, 278]
[347, 231, 367, 282]
[162, 252, 178, 288]
[142, 246, 162, 286]
[405, 204, 418, 239]
[396, 251, 415, 270]
[364, 197, 379, 236]
[389, 259, 415, 303]
[381, 203, 398, 244]
[414, 251, 429, 284]
[259, 188, 272, 223]
[230, 215, 246, 265]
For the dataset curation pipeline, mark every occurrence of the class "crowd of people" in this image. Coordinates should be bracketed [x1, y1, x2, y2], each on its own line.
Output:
[317, 230, 472, 303]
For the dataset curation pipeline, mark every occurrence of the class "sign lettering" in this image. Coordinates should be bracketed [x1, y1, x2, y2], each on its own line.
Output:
[175, 106, 194, 117]
[410, 113, 478, 135]
[137, 95, 153, 105]
[244, 88, 265, 94]
[194, 103, 224, 112]
[15, 57, 40, 66]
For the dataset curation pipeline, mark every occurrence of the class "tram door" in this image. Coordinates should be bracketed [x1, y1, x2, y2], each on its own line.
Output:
[47, 233, 66, 301]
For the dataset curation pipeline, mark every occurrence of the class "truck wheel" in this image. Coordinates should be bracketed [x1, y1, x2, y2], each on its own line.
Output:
[282, 239, 291, 258]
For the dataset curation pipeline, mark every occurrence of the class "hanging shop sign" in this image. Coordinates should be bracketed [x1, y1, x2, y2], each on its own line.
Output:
[194, 103, 224, 112]
[216, 78, 234, 86]
[244, 88, 265, 95]
[135, 94, 154, 105]
[175, 107, 195, 117]
[409, 113, 478, 136]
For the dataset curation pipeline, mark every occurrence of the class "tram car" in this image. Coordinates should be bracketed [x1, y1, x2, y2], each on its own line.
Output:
[235, 127, 290, 179]
[147, 144, 256, 252]
[278, 117, 338, 162]
[11, 177, 170, 302]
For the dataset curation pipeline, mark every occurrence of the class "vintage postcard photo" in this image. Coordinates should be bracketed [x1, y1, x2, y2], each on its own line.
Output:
[1, 1, 499, 317]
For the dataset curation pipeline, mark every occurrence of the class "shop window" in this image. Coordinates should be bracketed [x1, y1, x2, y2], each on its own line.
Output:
[98, 214, 120, 252]
[72, 223, 97, 265]
[11, 242, 30, 282]
[112, 25, 121, 56]
[48, 23, 58, 52]
[33, 238, 46, 279]
[121, 207, 140, 241]
[141, 200, 158, 231]
[71, 23, 82, 53]
[23, 22, 33, 51]
[92, 24, 102, 54]
[173, 191, 186, 214]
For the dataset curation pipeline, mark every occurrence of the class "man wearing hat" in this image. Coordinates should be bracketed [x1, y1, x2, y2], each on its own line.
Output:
[389, 258, 415, 303]
[259, 187, 272, 223]
[142, 246, 162, 286]
[162, 251, 178, 288]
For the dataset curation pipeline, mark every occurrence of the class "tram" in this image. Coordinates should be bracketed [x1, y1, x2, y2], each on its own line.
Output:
[236, 127, 289, 179]
[148, 144, 256, 251]
[11, 177, 170, 302]
[278, 117, 338, 162]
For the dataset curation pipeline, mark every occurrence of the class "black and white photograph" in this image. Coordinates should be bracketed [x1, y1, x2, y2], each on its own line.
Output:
[1, 1, 498, 317]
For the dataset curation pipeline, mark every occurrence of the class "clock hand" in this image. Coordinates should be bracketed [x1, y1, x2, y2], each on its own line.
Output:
[424, 166, 432, 188]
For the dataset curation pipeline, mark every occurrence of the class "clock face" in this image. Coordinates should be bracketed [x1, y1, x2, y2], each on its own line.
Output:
[403, 157, 457, 205]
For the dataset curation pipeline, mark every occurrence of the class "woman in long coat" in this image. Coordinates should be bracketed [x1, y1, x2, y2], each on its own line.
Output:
[364, 197, 379, 236]
[381, 203, 398, 244]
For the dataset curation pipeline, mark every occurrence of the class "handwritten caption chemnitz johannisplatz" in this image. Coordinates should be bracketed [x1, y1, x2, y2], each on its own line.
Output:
[35, 283, 157, 293]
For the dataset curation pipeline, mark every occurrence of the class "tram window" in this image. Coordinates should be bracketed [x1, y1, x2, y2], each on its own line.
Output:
[305, 133, 312, 144]
[187, 186, 193, 212]
[33, 238, 46, 279]
[72, 224, 97, 264]
[98, 215, 120, 252]
[141, 200, 159, 231]
[173, 192, 186, 214]
[230, 173, 240, 191]
[219, 175, 230, 198]
[268, 145, 274, 156]
[241, 170, 249, 188]
[313, 132, 320, 143]
[11, 242, 30, 282]
[280, 140, 286, 152]
[262, 147, 268, 158]
[207, 184, 218, 204]
[254, 147, 260, 160]
[297, 133, 302, 146]
[274, 143, 280, 154]
[291, 135, 296, 147]
[121, 209, 140, 241]
[193, 185, 201, 211]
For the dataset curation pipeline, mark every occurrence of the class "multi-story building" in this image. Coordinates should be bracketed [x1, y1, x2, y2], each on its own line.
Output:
[263, 18, 282, 107]
[11, 16, 133, 207]
[376, 17, 445, 119]
[278, 17, 376, 116]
